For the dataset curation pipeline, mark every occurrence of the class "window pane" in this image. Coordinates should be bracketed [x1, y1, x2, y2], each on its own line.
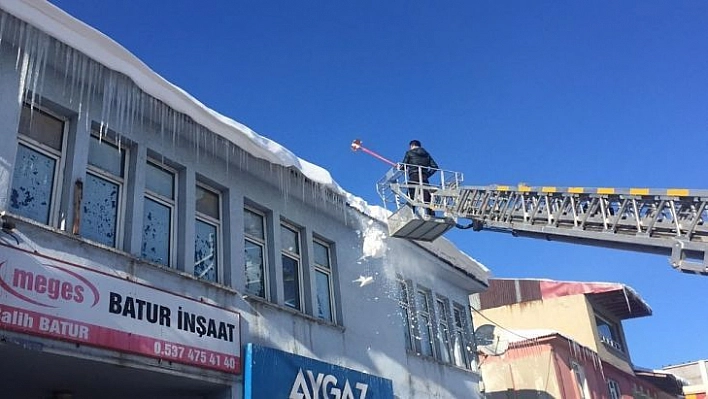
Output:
[401, 307, 412, 349]
[281, 226, 299, 254]
[314, 241, 330, 268]
[282, 255, 300, 310]
[141, 197, 171, 266]
[438, 325, 451, 363]
[454, 307, 464, 328]
[194, 219, 218, 282]
[244, 209, 264, 239]
[80, 173, 119, 247]
[245, 240, 265, 297]
[19, 105, 63, 151]
[437, 300, 451, 363]
[453, 331, 466, 367]
[145, 162, 174, 199]
[196, 186, 219, 219]
[88, 136, 124, 176]
[417, 292, 429, 313]
[315, 270, 333, 321]
[10, 144, 55, 224]
[418, 314, 433, 356]
[398, 282, 412, 349]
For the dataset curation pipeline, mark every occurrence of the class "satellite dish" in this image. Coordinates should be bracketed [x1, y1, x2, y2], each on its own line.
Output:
[474, 324, 509, 356]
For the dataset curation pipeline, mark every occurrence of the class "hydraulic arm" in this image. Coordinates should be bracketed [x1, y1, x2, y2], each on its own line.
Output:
[376, 166, 708, 276]
[352, 139, 708, 275]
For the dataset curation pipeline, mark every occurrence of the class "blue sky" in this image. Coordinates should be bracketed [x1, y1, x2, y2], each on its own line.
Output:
[49, 1, 708, 369]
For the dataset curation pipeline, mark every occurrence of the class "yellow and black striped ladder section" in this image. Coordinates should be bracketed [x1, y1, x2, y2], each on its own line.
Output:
[450, 185, 708, 275]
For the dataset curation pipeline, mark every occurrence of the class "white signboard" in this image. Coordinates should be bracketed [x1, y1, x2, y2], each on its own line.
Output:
[0, 243, 241, 374]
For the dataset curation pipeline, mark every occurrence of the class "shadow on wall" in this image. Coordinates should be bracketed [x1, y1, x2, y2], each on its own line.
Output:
[485, 389, 555, 399]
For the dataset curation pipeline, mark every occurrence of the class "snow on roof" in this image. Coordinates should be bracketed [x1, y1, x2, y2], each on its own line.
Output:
[480, 278, 652, 318]
[0, 0, 489, 278]
[503, 329, 560, 344]
[1, 0, 339, 189]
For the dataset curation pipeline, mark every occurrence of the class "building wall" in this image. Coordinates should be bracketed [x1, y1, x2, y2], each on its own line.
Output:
[0, 6, 487, 399]
[664, 360, 708, 398]
[481, 341, 561, 399]
[478, 293, 636, 374]
[478, 295, 595, 347]
[481, 336, 668, 399]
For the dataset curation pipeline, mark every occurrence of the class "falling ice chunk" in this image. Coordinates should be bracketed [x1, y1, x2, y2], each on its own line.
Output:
[361, 226, 387, 259]
[353, 275, 374, 287]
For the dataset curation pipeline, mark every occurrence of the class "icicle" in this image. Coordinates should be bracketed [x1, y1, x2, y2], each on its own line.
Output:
[621, 286, 632, 315]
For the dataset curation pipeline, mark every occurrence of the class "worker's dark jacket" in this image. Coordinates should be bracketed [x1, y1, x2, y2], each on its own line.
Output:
[402, 147, 438, 181]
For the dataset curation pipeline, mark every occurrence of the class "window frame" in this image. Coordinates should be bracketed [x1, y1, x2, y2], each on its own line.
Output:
[280, 222, 303, 311]
[141, 159, 177, 267]
[595, 314, 624, 353]
[607, 378, 621, 399]
[313, 237, 335, 322]
[435, 296, 453, 364]
[571, 361, 591, 399]
[415, 287, 435, 358]
[397, 276, 415, 351]
[451, 302, 473, 369]
[194, 182, 222, 283]
[244, 206, 269, 299]
[81, 133, 128, 248]
[11, 104, 68, 227]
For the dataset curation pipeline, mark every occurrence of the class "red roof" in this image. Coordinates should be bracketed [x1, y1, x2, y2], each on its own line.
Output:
[478, 278, 652, 319]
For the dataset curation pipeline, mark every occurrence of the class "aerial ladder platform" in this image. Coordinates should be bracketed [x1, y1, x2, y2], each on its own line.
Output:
[352, 139, 708, 276]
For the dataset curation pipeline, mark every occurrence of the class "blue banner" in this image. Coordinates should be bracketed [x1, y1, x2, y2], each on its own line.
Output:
[244, 343, 394, 399]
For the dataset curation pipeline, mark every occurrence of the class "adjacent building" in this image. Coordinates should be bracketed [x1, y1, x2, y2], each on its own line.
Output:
[663, 360, 708, 399]
[0, 2, 489, 398]
[472, 278, 683, 399]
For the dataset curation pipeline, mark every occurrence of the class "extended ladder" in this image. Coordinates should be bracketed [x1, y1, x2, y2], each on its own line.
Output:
[377, 166, 708, 276]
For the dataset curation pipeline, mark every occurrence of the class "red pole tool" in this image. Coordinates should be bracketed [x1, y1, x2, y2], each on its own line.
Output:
[351, 139, 397, 167]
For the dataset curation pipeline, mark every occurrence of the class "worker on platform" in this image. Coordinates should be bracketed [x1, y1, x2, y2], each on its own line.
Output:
[400, 140, 438, 215]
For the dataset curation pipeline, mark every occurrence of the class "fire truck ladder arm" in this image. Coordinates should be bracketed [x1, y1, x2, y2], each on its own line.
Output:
[377, 166, 708, 276]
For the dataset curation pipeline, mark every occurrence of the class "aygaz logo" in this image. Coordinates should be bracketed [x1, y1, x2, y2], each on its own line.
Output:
[0, 252, 100, 308]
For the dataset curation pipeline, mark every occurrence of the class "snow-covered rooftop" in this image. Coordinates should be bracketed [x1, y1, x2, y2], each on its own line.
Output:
[0, 0, 489, 280]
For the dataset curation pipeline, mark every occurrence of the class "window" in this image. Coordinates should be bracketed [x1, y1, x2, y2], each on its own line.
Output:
[194, 184, 220, 282]
[571, 362, 591, 399]
[141, 161, 176, 266]
[10, 104, 66, 225]
[452, 304, 472, 368]
[313, 239, 334, 322]
[436, 297, 452, 363]
[244, 208, 267, 298]
[596, 315, 624, 352]
[416, 289, 434, 357]
[80, 134, 126, 247]
[281, 224, 302, 310]
[398, 278, 413, 350]
[607, 379, 621, 399]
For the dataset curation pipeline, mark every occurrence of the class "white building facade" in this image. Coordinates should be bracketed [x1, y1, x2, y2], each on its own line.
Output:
[0, 2, 489, 398]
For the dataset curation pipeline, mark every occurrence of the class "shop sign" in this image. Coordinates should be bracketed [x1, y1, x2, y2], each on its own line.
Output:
[0, 244, 241, 374]
[244, 343, 394, 399]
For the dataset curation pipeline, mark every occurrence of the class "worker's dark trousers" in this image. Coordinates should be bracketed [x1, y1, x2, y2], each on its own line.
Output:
[408, 173, 433, 215]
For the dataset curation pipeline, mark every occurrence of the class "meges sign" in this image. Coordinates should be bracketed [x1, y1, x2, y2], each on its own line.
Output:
[244, 344, 393, 399]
